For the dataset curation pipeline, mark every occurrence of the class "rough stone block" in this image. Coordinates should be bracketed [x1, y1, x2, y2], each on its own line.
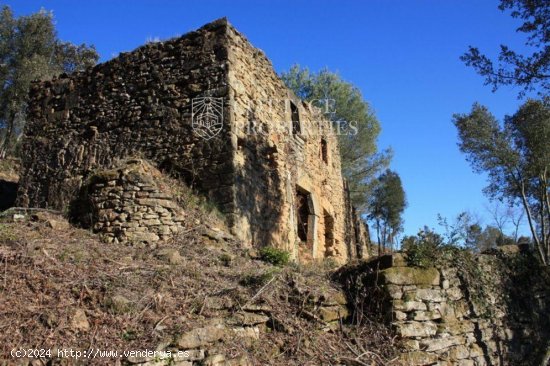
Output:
[125, 231, 160, 242]
[446, 286, 463, 301]
[393, 300, 427, 312]
[228, 312, 269, 326]
[380, 267, 440, 286]
[412, 310, 441, 321]
[398, 351, 438, 365]
[415, 288, 444, 302]
[175, 325, 226, 349]
[420, 335, 464, 352]
[438, 320, 475, 336]
[448, 345, 470, 360]
[385, 284, 403, 299]
[394, 311, 407, 321]
[395, 321, 437, 337]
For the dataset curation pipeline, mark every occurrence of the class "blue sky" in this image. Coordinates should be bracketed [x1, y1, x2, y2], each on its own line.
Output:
[7, 0, 534, 237]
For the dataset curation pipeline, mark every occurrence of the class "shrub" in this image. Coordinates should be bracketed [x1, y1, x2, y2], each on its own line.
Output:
[401, 227, 445, 267]
[259, 246, 290, 266]
[239, 269, 278, 288]
[218, 253, 232, 267]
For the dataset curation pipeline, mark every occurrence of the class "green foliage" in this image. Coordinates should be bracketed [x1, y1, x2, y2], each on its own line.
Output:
[368, 169, 407, 251]
[259, 246, 290, 266]
[121, 329, 137, 341]
[445, 248, 496, 319]
[453, 100, 550, 264]
[461, 0, 549, 97]
[0, 5, 99, 157]
[281, 65, 392, 210]
[401, 227, 495, 317]
[218, 253, 232, 267]
[469, 224, 516, 251]
[407, 211, 520, 261]
[239, 269, 278, 288]
[401, 227, 445, 267]
[0, 223, 16, 241]
[436, 211, 497, 251]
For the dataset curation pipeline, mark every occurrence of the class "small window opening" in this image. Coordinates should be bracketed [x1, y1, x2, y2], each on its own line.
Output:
[321, 138, 328, 164]
[324, 210, 335, 257]
[296, 188, 310, 242]
[291, 101, 300, 135]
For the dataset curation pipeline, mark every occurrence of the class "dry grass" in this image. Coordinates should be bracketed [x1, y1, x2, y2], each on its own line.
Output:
[0, 205, 398, 365]
[0, 157, 19, 182]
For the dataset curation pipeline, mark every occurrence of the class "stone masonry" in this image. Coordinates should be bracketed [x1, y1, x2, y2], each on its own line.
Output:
[17, 18, 369, 263]
[79, 159, 186, 244]
[337, 247, 550, 365]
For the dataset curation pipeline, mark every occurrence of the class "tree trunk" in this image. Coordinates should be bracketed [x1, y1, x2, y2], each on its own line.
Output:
[376, 220, 381, 257]
[0, 110, 16, 159]
[519, 180, 546, 264]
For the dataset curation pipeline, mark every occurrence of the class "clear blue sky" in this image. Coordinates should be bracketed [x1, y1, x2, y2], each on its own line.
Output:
[7, 0, 534, 237]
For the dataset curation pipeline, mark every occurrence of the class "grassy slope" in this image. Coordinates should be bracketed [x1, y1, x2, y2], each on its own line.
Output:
[0, 162, 397, 365]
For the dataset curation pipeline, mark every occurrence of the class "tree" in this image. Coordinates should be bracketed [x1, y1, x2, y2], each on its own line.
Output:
[453, 99, 550, 264]
[510, 205, 526, 241]
[281, 65, 392, 210]
[437, 211, 517, 252]
[461, 0, 549, 97]
[437, 211, 480, 249]
[0, 6, 98, 158]
[401, 227, 445, 267]
[367, 169, 407, 254]
[485, 200, 525, 241]
[467, 224, 516, 252]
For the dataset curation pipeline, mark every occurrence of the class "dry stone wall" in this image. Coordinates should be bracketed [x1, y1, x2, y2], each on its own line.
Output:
[337, 247, 550, 365]
[382, 262, 485, 366]
[78, 159, 186, 244]
[17, 18, 233, 214]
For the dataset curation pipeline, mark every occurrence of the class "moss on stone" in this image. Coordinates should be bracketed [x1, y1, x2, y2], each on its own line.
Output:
[380, 267, 440, 286]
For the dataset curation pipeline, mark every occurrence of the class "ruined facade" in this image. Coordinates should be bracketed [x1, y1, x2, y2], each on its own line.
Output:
[17, 18, 368, 263]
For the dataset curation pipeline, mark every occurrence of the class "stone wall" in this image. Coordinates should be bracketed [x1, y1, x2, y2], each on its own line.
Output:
[344, 182, 371, 259]
[17, 17, 369, 263]
[75, 159, 186, 244]
[17, 18, 233, 214]
[225, 23, 358, 263]
[336, 247, 550, 365]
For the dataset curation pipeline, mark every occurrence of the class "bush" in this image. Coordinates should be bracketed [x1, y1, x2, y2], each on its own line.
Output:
[218, 253, 232, 267]
[401, 227, 445, 267]
[259, 246, 290, 266]
[239, 269, 278, 288]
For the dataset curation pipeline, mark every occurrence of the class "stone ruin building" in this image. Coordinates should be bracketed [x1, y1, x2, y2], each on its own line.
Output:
[16, 18, 369, 263]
